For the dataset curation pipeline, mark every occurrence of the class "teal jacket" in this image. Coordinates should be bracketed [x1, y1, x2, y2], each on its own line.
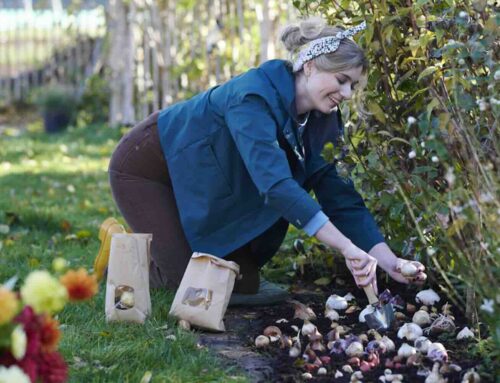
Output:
[157, 59, 384, 257]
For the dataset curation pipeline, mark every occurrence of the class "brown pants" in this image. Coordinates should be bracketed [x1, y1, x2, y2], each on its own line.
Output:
[108, 112, 288, 292]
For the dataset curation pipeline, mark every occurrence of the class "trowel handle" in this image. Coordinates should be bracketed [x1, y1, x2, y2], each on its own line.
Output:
[363, 284, 379, 305]
[352, 260, 379, 305]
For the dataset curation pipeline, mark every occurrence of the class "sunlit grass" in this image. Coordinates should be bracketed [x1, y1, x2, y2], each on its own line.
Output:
[0, 122, 248, 383]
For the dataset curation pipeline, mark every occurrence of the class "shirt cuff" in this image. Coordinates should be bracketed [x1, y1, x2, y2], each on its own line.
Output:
[303, 211, 329, 236]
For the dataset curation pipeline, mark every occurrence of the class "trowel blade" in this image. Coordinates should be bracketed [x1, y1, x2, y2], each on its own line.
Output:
[365, 303, 395, 331]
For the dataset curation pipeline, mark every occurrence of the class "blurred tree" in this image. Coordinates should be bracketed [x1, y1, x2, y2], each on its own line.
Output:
[107, 0, 135, 126]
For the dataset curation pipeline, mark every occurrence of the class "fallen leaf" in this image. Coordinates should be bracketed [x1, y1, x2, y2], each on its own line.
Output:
[4, 239, 14, 247]
[60, 220, 72, 232]
[314, 277, 331, 286]
[72, 356, 88, 369]
[139, 371, 153, 383]
[76, 230, 92, 239]
[5, 212, 20, 225]
[290, 299, 317, 321]
[28, 258, 40, 268]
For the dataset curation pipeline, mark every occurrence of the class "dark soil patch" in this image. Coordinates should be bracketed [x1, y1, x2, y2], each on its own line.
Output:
[252, 281, 490, 383]
[200, 279, 492, 383]
[197, 309, 275, 382]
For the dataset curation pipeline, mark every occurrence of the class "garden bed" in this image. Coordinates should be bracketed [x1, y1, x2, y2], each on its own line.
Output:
[229, 278, 491, 383]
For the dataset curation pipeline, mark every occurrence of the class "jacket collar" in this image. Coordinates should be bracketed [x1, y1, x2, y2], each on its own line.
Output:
[258, 59, 297, 119]
[258, 60, 343, 169]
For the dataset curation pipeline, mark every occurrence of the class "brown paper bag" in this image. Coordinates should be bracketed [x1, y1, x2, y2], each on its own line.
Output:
[105, 233, 152, 323]
[169, 252, 240, 332]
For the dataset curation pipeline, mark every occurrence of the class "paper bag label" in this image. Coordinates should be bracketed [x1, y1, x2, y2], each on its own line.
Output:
[181, 287, 213, 310]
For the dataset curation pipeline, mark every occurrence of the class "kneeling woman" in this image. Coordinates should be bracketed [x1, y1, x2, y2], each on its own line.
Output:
[104, 17, 426, 305]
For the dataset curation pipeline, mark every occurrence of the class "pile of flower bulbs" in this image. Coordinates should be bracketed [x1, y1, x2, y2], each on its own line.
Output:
[254, 289, 481, 382]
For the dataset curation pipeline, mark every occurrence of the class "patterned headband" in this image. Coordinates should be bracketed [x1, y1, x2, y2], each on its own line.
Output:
[292, 21, 367, 72]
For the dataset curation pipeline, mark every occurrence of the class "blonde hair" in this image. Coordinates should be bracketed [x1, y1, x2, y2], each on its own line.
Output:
[280, 16, 368, 74]
[280, 16, 369, 116]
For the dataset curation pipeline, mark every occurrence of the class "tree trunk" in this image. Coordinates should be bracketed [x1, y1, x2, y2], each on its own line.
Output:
[23, 0, 33, 13]
[108, 0, 136, 126]
[51, 0, 63, 14]
[236, 0, 244, 41]
[465, 285, 478, 326]
[258, 0, 270, 63]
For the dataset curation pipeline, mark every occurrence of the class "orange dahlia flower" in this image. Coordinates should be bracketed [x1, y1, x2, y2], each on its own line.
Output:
[60, 268, 98, 301]
[40, 315, 61, 353]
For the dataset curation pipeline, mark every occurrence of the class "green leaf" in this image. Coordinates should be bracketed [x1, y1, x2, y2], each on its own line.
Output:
[413, 166, 435, 174]
[388, 137, 411, 145]
[426, 98, 440, 119]
[377, 130, 393, 138]
[365, 23, 374, 44]
[417, 66, 438, 82]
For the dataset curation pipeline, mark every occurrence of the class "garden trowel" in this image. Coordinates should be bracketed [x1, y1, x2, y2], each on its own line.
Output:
[361, 279, 395, 331]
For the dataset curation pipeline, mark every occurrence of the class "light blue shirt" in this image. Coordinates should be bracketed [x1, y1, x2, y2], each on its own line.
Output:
[303, 210, 329, 236]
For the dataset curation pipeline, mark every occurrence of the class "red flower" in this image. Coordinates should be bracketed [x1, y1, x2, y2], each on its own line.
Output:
[60, 268, 98, 301]
[40, 315, 61, 353]
[15, 306, 42, 358]
[38, 352, 68, 383]
[18, 357, 38, 382]
[0, 353, 37, 382]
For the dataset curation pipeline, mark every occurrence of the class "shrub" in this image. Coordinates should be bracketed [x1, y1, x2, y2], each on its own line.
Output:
[34, 85, 78, 115]
[288, 0, 499, 356]
[77, 74, 111, 125]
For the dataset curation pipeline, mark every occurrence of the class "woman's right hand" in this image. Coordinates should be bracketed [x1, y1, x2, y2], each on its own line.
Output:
[341, 242, 378, 294]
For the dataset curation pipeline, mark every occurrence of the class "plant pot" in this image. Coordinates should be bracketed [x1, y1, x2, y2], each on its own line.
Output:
[43, 110, 72, 133]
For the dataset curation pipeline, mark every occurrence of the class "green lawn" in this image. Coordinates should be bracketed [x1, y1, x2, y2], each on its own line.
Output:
[0, 121, 248, 383]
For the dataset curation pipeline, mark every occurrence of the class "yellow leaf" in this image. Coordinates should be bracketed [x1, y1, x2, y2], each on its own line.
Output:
[76, 230, 92, 239]
[368, 102, 386, 123]
[313, 277, 331, 286]
[140, 372, 153, 383]
[4, 239, 14, 247]
[446, 218, 466, 236]
[438, 113, 450, 130]
[409, 39, 421, 57]
[29, 258, 40, 268]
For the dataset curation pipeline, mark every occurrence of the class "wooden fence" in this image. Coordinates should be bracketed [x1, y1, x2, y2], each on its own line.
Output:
[0, 1, 299, 125]
[0, 7, 106, 105]
[110, 0, 299, 124]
